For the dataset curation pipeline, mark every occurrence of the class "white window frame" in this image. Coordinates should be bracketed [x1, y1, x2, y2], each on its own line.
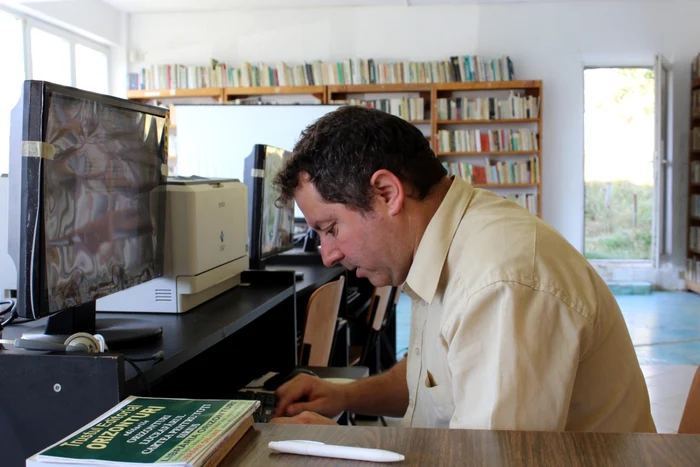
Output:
[0, 6, 110, 92]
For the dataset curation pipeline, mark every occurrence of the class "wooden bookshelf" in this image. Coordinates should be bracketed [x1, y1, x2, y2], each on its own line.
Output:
[437, 118, 539, 125]
[436, 151, 540, 157]
[689, 60, 700, 292]
[126, 88, 224, 102]
[127, 80, 543, 216]
[224, 85, 326, 102]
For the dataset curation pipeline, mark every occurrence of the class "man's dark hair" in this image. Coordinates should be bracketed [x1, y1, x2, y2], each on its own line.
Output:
[273, 105, 447, 213]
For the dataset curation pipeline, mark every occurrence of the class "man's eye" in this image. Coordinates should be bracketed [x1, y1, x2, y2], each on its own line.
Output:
[325, 226, 336, 237]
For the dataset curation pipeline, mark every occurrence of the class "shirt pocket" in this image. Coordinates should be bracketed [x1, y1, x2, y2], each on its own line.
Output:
[422, 370, 455, 426]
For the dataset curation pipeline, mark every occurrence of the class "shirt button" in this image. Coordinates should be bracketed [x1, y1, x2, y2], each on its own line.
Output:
[408, 397, 414, 407]
[414, 347, 421, 357]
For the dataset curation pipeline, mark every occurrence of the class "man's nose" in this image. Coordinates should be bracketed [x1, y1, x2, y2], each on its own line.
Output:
[320, 241, 343, 267]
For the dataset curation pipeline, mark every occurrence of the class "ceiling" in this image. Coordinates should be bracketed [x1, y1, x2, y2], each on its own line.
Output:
[101, 0, 629, 13]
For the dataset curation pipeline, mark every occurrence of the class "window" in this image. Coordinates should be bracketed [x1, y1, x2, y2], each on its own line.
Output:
[76, 44, 108, 94]
[0, 10, 25, 174]
[30, 27, 71, 86]
[0, 8, 111, 173]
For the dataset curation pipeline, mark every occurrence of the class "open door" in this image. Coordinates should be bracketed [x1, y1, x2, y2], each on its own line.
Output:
[653, 54, 672, 267]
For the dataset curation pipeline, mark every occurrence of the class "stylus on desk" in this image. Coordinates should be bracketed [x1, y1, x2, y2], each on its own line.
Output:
[268, 440, 405, 462]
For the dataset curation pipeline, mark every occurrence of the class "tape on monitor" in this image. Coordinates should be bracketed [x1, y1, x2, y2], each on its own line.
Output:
[22, 141, 55, 160]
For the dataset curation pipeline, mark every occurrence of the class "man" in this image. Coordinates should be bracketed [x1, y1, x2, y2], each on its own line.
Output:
[270, 105, 656, 432]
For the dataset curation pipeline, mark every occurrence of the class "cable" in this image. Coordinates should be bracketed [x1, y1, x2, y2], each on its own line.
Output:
[123, 357, 151, 397]
[127, 350, 165, 362]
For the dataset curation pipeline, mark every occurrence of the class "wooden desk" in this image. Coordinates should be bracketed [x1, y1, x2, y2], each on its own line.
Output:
[224, 424, 700, 466]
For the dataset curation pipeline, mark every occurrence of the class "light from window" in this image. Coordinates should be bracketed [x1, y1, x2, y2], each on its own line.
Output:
[31, 27, 71, 86]
[76, 44, 108, 94]
[0, 10, 25, 175]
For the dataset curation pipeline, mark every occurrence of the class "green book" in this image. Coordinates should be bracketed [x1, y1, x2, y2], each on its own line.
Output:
[27, 396, 259, 467]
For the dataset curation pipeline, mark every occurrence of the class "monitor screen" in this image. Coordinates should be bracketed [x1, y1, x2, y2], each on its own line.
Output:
[244, 144, 294, 269]
[9, 80, 168, 338]
[42, 92, 166, 314]
[260, 146, 294, 258]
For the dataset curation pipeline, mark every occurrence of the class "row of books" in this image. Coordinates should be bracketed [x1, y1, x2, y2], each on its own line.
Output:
[693, 54, 700, 79]
[442, 157, 540, 185]
[691, 195, 700, 218]
[690, 227, 700, 253]
[693, 127, 700, 151]
[436, 93, 540, 121]
[436, 129, 539, 153]
[331, 98, 426, 121]
[692, 91, 700, 117]
[127, 55, 515, 90]
[504, 193, 538, 216]
[687, 257, 700, 284]
[692, 161, 700, 184]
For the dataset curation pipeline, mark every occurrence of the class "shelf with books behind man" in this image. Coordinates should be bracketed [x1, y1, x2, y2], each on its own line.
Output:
[327, 83, 434, 148]
[432, 80, 542, 217]
[686, 56, 700, 293]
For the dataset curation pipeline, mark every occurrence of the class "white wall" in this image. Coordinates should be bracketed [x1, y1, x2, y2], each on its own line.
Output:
[129, 1, 699, 275]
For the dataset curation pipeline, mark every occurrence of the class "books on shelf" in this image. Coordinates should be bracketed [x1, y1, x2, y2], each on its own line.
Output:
[436, 129, 539, 153]
[436, 92, 540, 121]
[692, 161, 700, 184]
[442, 157, 539, 185]
[687, 257, 700, 283]
[691, 195, 700, 218]
[330, 97, 426, 121]
[690, 227, 700, 253]
[26, 396, 258, 467]
[504, 193, 538, 216]
[128, 55, 515, 90]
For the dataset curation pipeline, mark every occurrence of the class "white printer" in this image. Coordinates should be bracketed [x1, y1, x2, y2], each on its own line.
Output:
[96, 177, 249, 314]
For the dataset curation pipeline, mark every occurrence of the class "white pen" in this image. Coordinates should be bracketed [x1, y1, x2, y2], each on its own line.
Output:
[268, 440, 405, 462]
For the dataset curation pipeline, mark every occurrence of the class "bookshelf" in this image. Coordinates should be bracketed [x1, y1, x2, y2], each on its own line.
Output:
[433, 80, 542, 217]
[126, 80, 542, 216]
[224, 85, 326, 103]
[686, 62, 700, 292]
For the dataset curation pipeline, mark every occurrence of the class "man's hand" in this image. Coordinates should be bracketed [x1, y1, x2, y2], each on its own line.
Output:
[274, 374, 347, 418]
[269, 411, 337, 425]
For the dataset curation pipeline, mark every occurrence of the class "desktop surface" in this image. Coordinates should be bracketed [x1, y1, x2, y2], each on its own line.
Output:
[3, 281, 295, 391]
[223, 424, 700, 466]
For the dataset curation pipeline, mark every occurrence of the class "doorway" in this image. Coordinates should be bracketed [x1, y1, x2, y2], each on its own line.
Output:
[583, 67, 657, 261]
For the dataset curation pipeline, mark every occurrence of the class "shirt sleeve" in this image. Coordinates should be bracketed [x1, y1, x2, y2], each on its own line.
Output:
[444, 280, 592, 431]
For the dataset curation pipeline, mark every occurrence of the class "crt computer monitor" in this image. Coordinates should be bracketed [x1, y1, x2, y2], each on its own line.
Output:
[243, 144, 295, 270]
[8, 80, 168, 345]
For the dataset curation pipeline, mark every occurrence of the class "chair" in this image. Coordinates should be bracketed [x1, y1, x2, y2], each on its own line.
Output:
[351, 285, 398, 427]
[299, 275, 346, 367]
[359, 285, 398, 372]
[678, 365, 700, 433]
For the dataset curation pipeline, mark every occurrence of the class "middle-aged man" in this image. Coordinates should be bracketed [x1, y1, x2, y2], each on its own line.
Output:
[268, 105, 655, 433]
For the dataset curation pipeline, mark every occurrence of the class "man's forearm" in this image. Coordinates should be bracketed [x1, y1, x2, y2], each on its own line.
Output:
[341, 358, 408, 417]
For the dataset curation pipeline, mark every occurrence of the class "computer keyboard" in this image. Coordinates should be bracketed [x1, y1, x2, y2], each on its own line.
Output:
[233, 391, 278, 423]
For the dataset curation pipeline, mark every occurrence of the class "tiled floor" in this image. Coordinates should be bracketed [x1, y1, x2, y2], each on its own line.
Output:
[394, 291, 700, 433]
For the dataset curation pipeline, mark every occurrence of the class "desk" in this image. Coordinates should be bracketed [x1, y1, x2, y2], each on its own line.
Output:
[1, 265, 347, 466]
[224, 425, 700, 466]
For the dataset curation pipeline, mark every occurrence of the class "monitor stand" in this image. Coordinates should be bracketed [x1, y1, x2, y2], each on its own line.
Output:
[21, 301, 163, 348]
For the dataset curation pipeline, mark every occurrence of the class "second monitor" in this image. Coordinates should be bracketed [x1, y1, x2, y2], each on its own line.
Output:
[244, 144, 296, 271]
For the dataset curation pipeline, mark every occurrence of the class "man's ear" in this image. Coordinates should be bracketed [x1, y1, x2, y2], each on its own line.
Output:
[370, 169, 404, 216]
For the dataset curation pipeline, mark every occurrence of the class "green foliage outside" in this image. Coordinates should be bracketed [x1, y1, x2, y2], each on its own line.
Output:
[584, 181, 653, 259]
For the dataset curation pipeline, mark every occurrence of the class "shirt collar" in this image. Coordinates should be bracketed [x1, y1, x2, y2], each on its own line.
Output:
[403, 176, 473, 304]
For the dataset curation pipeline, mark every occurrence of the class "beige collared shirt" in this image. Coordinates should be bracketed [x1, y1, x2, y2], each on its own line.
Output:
[401, 176, 656, 432]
